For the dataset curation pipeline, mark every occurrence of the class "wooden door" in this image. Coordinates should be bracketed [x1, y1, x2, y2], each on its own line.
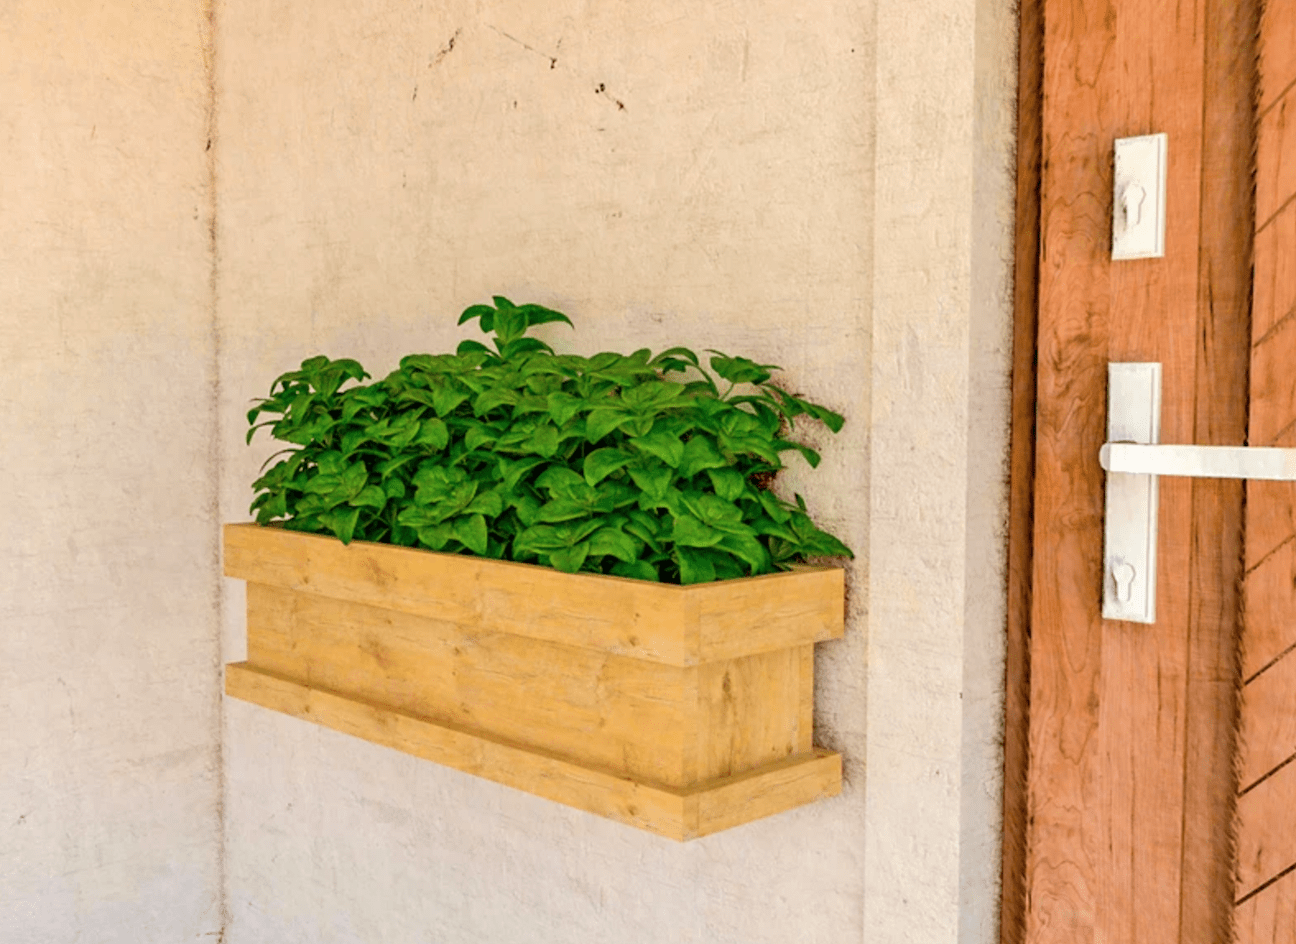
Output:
[1002, 0, 1296, 942]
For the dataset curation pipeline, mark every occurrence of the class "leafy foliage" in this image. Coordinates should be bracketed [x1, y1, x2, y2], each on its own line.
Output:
[246, 297, 852, 583]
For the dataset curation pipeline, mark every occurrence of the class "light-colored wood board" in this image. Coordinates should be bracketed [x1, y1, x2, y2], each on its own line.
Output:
[695, 571, 844, 664]
[1236, 757, 1296, 897]
[1259, 0, 1296, 114]
[697, 646, 808, 781]
[245, 582, 695, 787]
[1239, 650, 1296, 788]
[1235, 865, 1296, 944]
[1242, 536, 1296, 680]
[224, 662, 841, 841]
[1253, 200, 1296, 344]
[691, 748, 842, 839]
[224, 523, 844, 667]
[1256, 94, 1296, 229]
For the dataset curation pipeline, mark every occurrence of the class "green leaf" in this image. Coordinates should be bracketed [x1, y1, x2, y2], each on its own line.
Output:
[588, 527, 639, 563]
[415, 418, 450, 451]
[671, 514, 725, 548]
[584, 408, 628, 443]
[515, 495, 542, 527]
[498, 456, 546, 490]
[716, 533, 771, 573]
[526, 424, 561, 458]
[537, 499, 596, 523]
[535, 466, 585, 495]
[382, 477, 407, 500]
[320, 506, 361, 544]
[611, 560, 659, 582]
[417, 523, 454, 550]
[549, 543, 590, 573]
[627, 463, 673, 501]
[452, 514, 489, 555]
[678, 435, 727, 479]
[675, 547, 717, 584]
[349, 485, 388, 510]
[458, 303, 496, 329]
[546, 391, 585, 426]
[430, 380, 471, 416]
[708, 352, 777, 386]
[775, 439, 821, 468]
[706, 467, 746, 501]
[463, 489, 505, 518]
[628, 429, 685, 468]
[583, 448, 632, 486]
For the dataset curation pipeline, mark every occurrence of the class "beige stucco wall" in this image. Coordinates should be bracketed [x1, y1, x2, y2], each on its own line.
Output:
[2, 0, 1015, 939]
[216, 1, 1015, 943]
[0, 1, 223, 940]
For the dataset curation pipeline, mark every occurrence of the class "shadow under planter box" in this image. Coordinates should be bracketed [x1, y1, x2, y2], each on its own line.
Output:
[222, 522, 844, 840]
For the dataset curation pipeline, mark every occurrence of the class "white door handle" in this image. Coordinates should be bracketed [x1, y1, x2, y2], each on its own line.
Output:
[1100, 443, 1296, 481]
[1101, 363, 1296, 624]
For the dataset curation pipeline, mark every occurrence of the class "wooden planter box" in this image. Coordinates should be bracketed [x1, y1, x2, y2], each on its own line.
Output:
[222, 522, 844, 840]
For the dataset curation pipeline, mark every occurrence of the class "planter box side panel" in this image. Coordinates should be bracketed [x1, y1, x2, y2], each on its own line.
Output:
[697, 644, 815, 781]
[244, 582, 694, 787]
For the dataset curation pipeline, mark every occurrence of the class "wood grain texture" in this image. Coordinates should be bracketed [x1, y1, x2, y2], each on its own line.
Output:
[224, 663, 843, 841]
[1256, 93, 1296, 230]
[223, 523, 844, 667]
[1234, 10, 1296, 931]
[1258, 0, 1296, 114]
[1238, 651, 1296, 788]
[1179, 1, 1255, 938]
[1000, 0, 1043, 937]
[224, 524, 844, 837]
[1242, 538, 1296, 680]
[1236, 758, 1296, 897]
[1252, 201, 1296, 344]
[1025, 0, 1253, 939]
[1236, 867, 1296, 944]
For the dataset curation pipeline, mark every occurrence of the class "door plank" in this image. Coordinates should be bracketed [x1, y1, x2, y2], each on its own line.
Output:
[1242, 538, 1296, 681]
[1236, 867, 1296, 944]
[1258, 0, 1296, 114]
[1236, 758, 1296, 898]
[1239, 651, 1296, 789]
[1252, 202, 1296, 346]
[1026, 0, 1116, 931]
[1180, 2, 1255, 938]
[1256, 94, 1296, 230]
[1104, 1, 1207, 941]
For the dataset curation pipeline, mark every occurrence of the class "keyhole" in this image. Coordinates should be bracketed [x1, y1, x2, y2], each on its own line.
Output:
[1112, 562, 1137, 603]
[1121, 183, 1146, 227]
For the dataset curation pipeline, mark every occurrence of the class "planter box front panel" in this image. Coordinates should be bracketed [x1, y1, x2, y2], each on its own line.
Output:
[224, 523, 843, 839]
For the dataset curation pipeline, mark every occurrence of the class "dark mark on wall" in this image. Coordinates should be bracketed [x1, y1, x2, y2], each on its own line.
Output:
[206, 139, 212, 151]
[489, 25, 557, 70]
[433, 28, 461, 65]
[412, 84, 418, 101]
[15, 814, 26, 826]
[595, 82, 626, 111]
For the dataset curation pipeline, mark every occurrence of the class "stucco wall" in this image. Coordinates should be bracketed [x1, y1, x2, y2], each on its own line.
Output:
[0, 2, 223, 941]
[216, 2, 1015, 944]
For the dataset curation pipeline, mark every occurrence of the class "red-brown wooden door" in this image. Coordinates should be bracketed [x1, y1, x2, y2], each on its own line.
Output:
[1005, 0, 1296, 942]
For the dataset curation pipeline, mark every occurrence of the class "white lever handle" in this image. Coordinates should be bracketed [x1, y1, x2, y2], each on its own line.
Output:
[1101, 362, 1296, 625]
[1100, 443, 1296, 481]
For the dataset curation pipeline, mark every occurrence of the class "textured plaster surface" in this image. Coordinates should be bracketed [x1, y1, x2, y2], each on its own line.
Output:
[865, 0, 1016, 941]
[0, 1, 224, 941]
[216, 0, 1016, 941]
[217, 1, 875, 942]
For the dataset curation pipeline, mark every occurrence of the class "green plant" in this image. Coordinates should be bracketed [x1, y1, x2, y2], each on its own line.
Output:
[246, 297, 852, 584]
